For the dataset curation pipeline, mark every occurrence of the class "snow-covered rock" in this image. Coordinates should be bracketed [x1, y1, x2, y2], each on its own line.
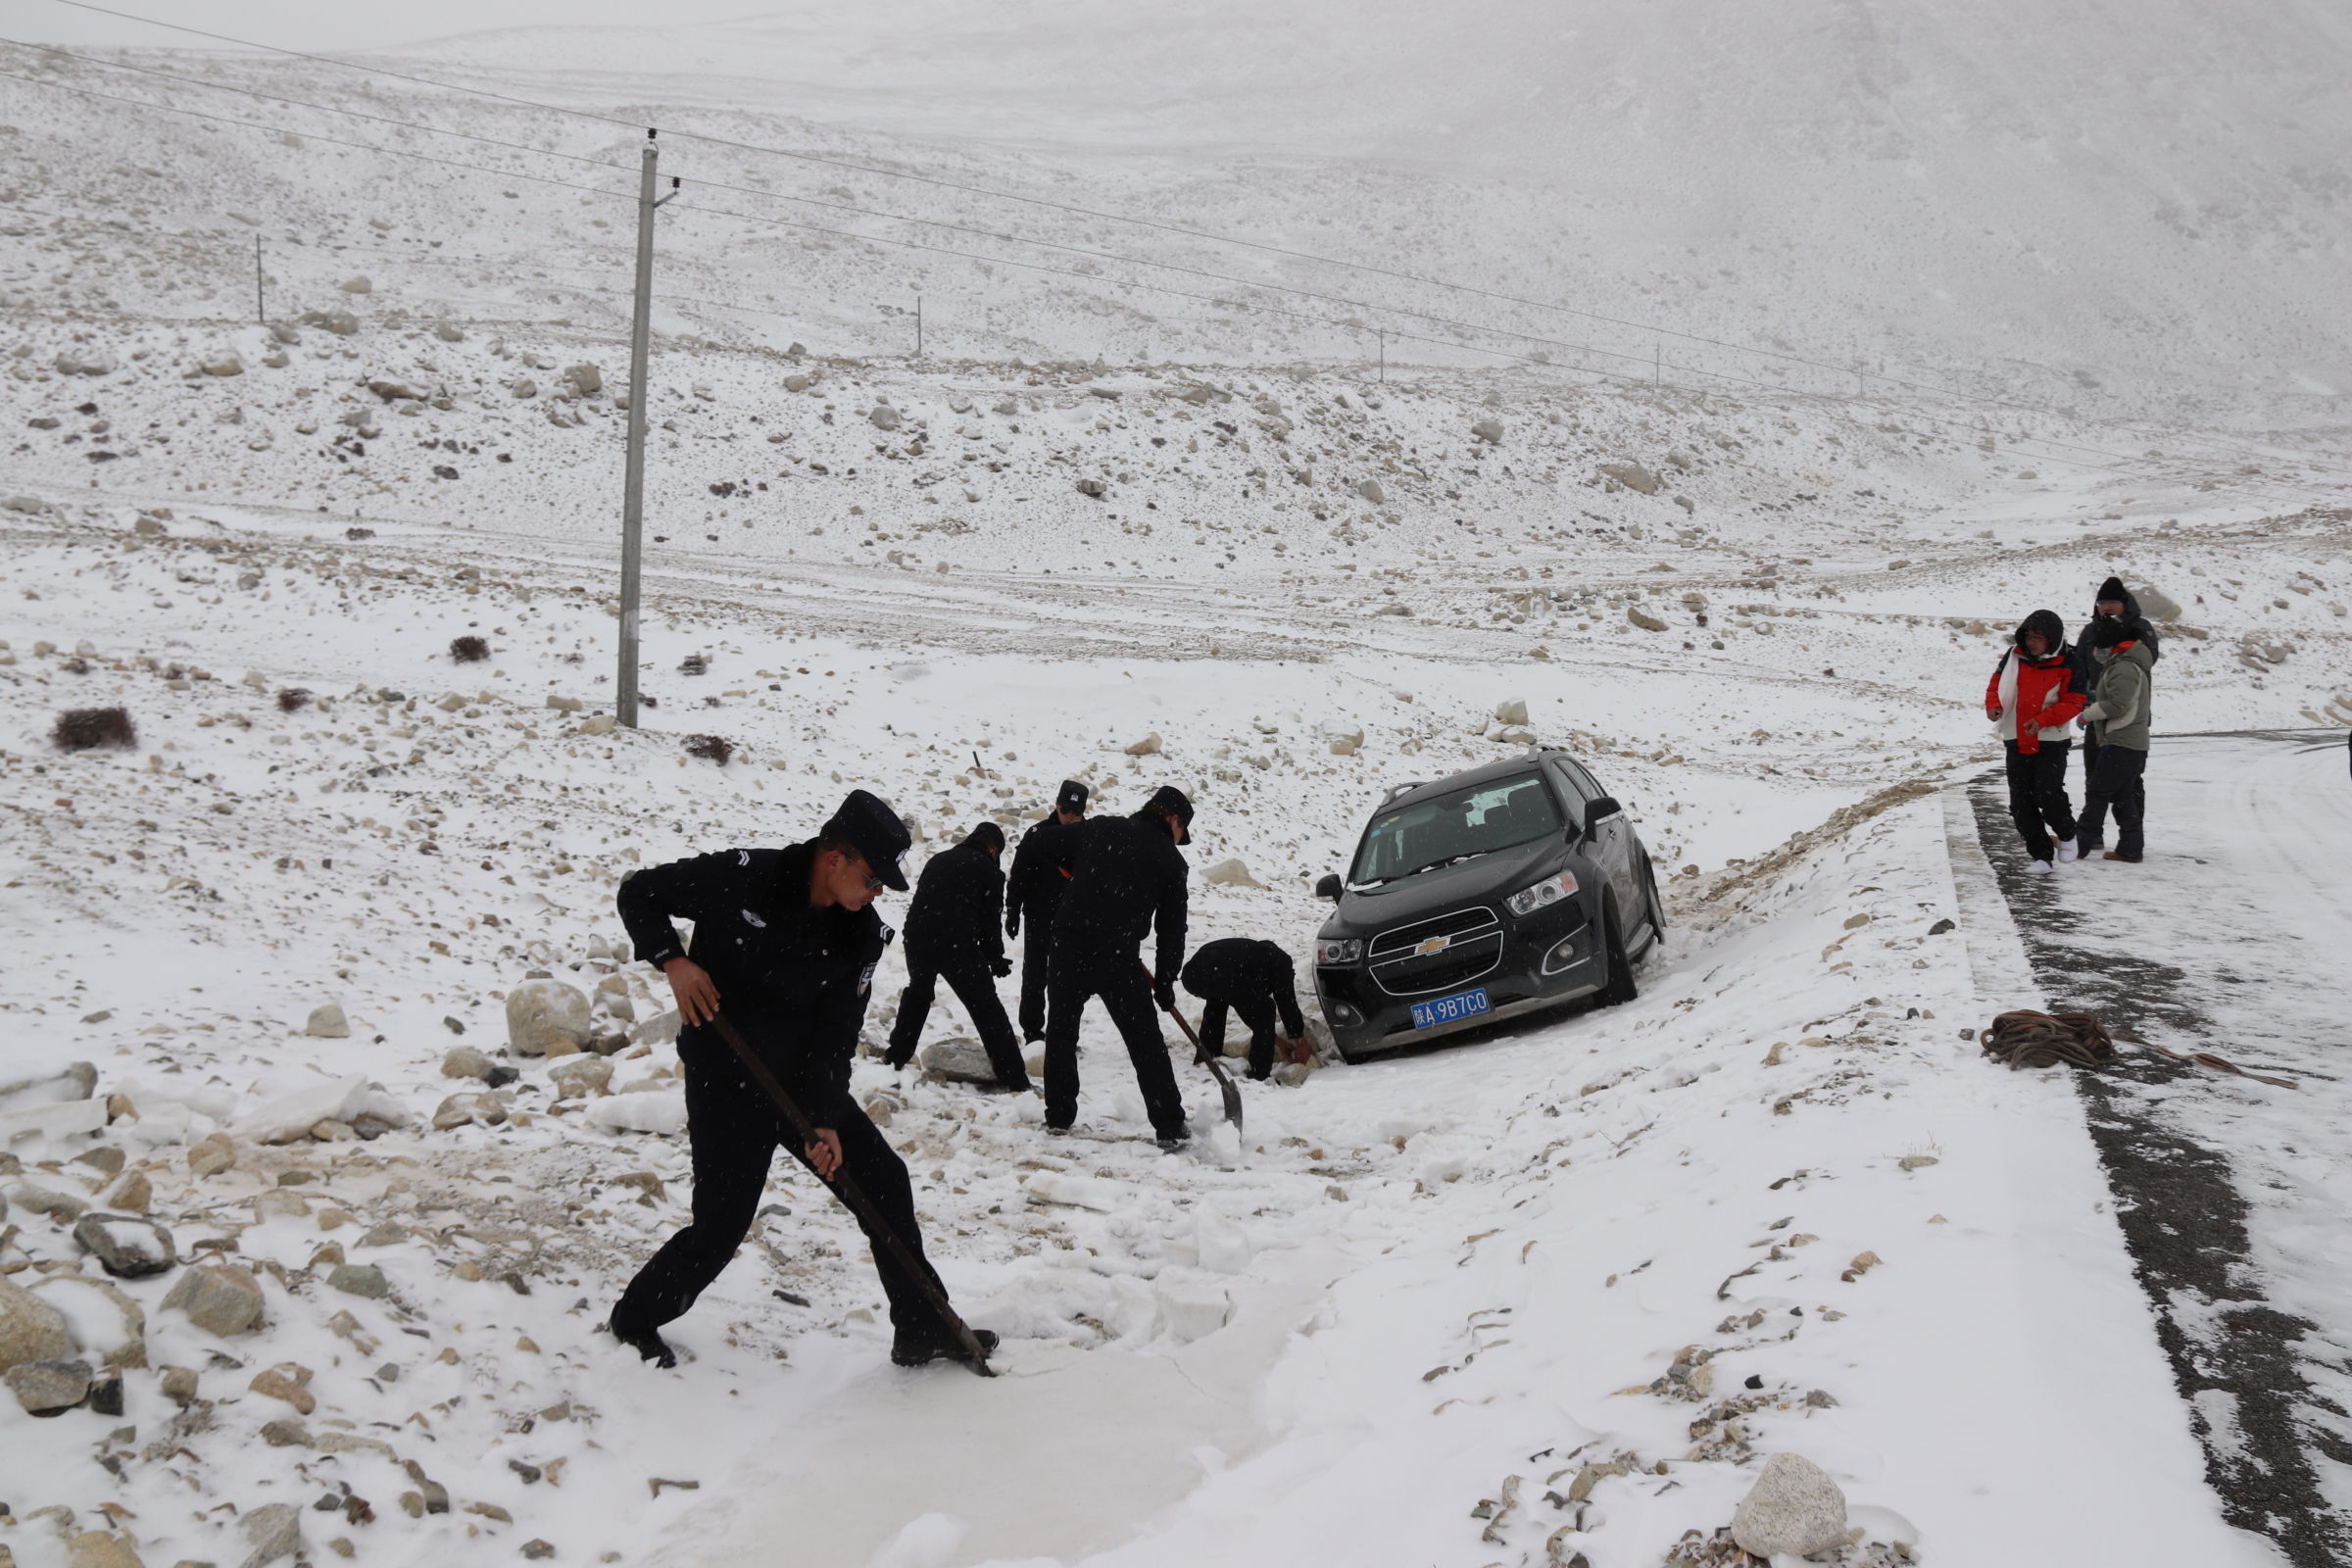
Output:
[1731, 1452, 1849, 1558]
[584, 1089, 686, 1135]
[0, 1273, 74, 1371]
[234, 1074, 405, 1145]
[507, 978, 592, 1055]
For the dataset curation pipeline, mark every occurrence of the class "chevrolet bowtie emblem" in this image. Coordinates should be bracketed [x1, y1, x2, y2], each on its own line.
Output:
[1415, 935, 1451, 956]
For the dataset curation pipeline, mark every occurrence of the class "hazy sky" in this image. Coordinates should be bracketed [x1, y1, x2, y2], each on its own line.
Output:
[6, 0, 768, 52]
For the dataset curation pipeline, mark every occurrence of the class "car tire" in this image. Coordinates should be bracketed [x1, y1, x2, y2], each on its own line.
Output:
[1594, 895, 1639, 1007]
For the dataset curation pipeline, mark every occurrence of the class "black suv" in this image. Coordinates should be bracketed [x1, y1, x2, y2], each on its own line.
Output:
[1310, 750, 1663, 1060]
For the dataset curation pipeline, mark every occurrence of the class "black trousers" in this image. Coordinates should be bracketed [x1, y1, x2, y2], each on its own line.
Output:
[2080, 736, 2146, 846]
[887, 951, 1028, 1089]
[611, 1040, 948, 1340]
[1043, 957, 1188, 1141]
[2003, 739, 2077, 861]
[1196, 987, 1307, 1080]
[1017, 917, 1055, 1043]
[2078, 744, 2148, 859]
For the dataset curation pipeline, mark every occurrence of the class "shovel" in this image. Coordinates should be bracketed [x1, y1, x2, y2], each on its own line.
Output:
[1146, 965, 1244, 1135]
[708, 1012, 996, 1376]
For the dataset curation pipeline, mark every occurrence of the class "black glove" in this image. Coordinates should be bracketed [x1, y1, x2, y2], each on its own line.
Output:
[1153, 975, 1177, 1012]
[991, 955, 1012, 979]
[1005, 911, 1020, 939]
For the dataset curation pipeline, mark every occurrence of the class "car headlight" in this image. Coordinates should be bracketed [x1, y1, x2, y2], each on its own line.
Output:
[1505, 871, 1580, 917]
[1316, 938, 1363, 964]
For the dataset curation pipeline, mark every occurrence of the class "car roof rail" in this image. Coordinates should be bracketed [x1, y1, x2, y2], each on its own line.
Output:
[1382, 778, 1429, 803]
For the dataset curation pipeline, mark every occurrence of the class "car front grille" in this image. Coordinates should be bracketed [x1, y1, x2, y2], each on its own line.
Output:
[1371, 931, 1503, 997]
[1369, 905, 1498, 957]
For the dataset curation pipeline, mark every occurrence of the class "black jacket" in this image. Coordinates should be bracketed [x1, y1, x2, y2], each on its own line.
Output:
[2074, 585, 2161, 691]
[1048, 814, 1188, 982]
[1005, 818, 1078, 937]
[1180, 936, 1293, 995]
[903, 828, 1005, 970]
[616, 841, 888, 1125]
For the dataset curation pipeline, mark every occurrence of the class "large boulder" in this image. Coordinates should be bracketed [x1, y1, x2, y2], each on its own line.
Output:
[29, 1273, 146, 1369]
[0, 1271, 74, 1371]
[2133, 583, 2183, 622]
[160, 1262, 266, 1337]
[918, 1039, 999, 1085]
[1730, 1452, 1849, 1558]
[7, 1356, 91, 1414]
[506, 979, 592, 1056]
[1599, 462, 1661, 494]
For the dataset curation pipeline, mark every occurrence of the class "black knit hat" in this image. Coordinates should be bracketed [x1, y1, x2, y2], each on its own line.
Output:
[2095, 575, 2129, 605]
[1136, 784, 1195, 845]
[963, 820, 1006, 855]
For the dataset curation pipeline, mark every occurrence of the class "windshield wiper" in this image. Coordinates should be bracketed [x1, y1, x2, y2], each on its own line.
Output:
[1400, 851, 1486, 878]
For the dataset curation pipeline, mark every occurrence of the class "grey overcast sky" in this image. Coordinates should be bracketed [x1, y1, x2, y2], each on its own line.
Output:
[4, 0, 768, 52]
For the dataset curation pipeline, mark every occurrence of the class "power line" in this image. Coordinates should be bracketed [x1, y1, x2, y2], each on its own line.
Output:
[29, 0, 2312, 471]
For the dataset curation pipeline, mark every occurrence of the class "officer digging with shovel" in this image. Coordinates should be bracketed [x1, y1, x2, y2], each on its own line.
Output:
[607, 790, 997, 1371]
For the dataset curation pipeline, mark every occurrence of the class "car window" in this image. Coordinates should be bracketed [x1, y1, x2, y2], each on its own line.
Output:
[1350, 773, 1562, 885]
[1559, 760, 1606, 802]
[1542, 763, 1587, 833]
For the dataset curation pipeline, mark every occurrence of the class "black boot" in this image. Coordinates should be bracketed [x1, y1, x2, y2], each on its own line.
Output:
[891, 1322, 1000, 1368]
[610, 1321, 677, 1368]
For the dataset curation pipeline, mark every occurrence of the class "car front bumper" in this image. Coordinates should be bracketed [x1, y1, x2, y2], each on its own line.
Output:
[1313, 901, 1604, 1058]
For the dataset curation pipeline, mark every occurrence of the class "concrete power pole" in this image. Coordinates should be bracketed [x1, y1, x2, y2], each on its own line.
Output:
[617, 131, 677, 730]
[254, 235, 265, 325]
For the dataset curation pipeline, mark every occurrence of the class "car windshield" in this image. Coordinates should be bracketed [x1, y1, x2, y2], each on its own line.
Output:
[1349, 773, 1561, 886]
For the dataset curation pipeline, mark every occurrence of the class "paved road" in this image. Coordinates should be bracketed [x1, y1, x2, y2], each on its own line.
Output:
[1971, 731, 2352, 1568]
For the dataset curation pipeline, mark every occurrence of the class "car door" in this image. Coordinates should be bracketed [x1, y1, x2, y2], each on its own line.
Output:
[1563, 760, 1639, 914]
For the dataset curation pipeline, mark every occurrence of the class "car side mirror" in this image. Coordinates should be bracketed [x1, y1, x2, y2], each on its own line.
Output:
[1584, 796, 1622, 833]
[1315, 873, 1344, 901]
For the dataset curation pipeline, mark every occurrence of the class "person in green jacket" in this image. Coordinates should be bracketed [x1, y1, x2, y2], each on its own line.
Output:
[2074, 618, 2154, 863]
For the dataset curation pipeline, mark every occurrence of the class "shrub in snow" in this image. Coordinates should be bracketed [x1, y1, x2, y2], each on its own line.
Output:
[276, 687, 312, 712]
[684, 733, 733, 764]
[345, 526, 374, 541]
[679, 652, 710, 675]
[449, 635, 490, 663]
[53, 707, 135, 752]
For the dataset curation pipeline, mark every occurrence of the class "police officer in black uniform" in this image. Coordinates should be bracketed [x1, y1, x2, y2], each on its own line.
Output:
[1042, 785, 1195, 1146]
[608, 790, 994, 1369]
[1006, 780, 1089, 1045]
[1179, 937, 1311, 1081]
[885, 821, 1028, 1090]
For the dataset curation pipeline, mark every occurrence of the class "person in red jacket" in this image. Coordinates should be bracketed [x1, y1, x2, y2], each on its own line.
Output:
[1985, 610, 2087, 872]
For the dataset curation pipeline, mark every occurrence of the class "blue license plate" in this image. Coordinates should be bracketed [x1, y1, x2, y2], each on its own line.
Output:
[1411, 987, 1491, 1030]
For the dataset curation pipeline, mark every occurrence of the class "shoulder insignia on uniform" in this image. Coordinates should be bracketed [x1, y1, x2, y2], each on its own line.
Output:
[737, 850, 752, 866]
[740, 908, 766, 928]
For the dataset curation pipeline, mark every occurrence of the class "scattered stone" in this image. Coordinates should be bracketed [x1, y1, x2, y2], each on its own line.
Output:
[1628, 606, 1668, 632]
[8, 1356, 92, 1413]
[239, 1501, 301, 1568]
[506, 979, 592, 1056]
[201, 354, 245, 377]
[867, 405, 902, 431]
[1494, 698, 1530, 725]
[1471, 417, 1504, 444]
[187, 1132, 236, 1177]
[74, 1147, 124, 1177]
[104, 1170, 151, 1213]
[64, 1532, 144, 1568]
[87, 1370, 122, 1416]
[326, 1264, 389, 1299]
[160, 1262, 266, 1337]
[1600, 462, 1661, 493]
[251, 1366, 316, 1414]
[2134, 584, 2182, 621]
[1201, 858, 1267, 890]
[521, 1542, 556, 1560]
[160, 1364, 199, 1402]
[261, 1416, 312, 1446]
[13, 1182, 91, 1223]
[338, 275, 372, 294]
[73, 1212, 176, 1278]
[304, 1004, 351, 1039]
[1730, 1452, 1848, 1558]
[1897, 1154, 1938, 1171]
[441, 1046, 495, 1081]
[1125, 731, 1162, 756]
[548, 1056, 612, 1100]
[431, 1093, 508, 1131]
[1074, 476, 1107, 498]
[1354, 477, 1386, 504]
[563, 364, 602, 396]
[916, 1040, 999, 1086]
[545, 694, 583, 713]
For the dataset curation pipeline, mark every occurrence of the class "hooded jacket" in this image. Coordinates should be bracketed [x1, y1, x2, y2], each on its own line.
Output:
[2081, 641, 2155, 751]
[616, 841, 888, 1126]
[902, 824, 1006, 970]
[2074, 580, 2161, 692]
[1985, 610, 2085, 756]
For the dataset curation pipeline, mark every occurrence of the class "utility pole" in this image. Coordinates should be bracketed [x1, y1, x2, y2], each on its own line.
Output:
[1653, 341, 1660, 389]
[1377, 328, 1386, 385]
[914, 292, 923, 359]
[617, 130, 678, 730]
[254, 234, 265, 325]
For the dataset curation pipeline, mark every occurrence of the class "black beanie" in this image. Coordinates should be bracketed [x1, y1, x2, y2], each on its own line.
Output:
[963, 820, 1006, 855]
[2096, 575, 2128, 605]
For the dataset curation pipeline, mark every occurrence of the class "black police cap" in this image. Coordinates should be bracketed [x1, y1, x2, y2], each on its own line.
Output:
[822, 789, 912, 890]
[1138, 784, 1195, 845]
[1056, 779, 1090, 814]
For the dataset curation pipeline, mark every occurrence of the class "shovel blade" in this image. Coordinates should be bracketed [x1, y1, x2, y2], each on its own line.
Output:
[1219, 1073, 1244, 1134]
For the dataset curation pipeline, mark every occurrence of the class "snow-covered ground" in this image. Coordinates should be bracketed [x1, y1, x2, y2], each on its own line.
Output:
[4, 12, 2352, 1568]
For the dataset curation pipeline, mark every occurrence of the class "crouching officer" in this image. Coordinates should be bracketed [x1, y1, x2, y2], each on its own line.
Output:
[607, 790, 996, 1370]
[1180, 937, 1312, 1081]
[1006, 780, 1088, 1044]
[886, 821, 1028, 1090]
[1043, 786, 1195, 1147]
